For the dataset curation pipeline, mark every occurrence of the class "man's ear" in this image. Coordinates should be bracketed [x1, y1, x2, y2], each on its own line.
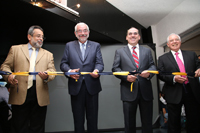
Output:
[167, 43, 169, 47]
[27, 34, 31, 41]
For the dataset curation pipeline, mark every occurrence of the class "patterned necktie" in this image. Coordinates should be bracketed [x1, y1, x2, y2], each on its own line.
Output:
[81, 43, 85, 60]
[28, 47, 36, 89]
[132, 46, 139, 68]
[175, 52, 188, 84]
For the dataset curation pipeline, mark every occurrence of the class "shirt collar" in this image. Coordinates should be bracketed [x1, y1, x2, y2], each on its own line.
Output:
[128, 43, 139, 49]
[171, 49, 181, 55]
[78, 41, 87, 46]
[28, 43, 39, 51]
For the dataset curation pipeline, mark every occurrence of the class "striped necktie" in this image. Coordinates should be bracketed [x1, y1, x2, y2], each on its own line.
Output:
[132, 46, 139, 68]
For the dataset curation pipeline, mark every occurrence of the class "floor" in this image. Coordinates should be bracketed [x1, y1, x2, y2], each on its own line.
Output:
[99, 128, 186, 133]
[47, 128, 187, 133]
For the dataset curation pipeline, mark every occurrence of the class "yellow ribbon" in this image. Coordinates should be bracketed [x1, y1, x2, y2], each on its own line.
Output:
[146, 70, 159, 74]
[172, 72, 187, 76]
[131, 82, 134, 92]
[10, 71, 189, 92]
[11, 72, 64, 76]
[113, 72, 130, 75]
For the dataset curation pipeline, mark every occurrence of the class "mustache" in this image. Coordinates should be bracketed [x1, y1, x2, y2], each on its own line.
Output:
[38, 40, 43, 43]
[79, 35, 87, 37]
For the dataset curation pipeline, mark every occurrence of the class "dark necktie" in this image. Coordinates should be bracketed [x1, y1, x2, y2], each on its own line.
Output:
[132, 46, 139, 68]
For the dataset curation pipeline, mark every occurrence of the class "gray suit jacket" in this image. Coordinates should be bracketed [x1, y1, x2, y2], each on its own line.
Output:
[60, 40, 104, 95]
[112, 45, 156, 101]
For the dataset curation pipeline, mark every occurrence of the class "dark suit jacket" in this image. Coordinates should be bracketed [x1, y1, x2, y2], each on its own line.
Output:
[60, 40, 104, 96]
[112, 45, 156, 101]
[157, 50, 200, 104]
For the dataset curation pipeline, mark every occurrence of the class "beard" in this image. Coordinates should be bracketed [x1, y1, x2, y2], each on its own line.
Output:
[31, 40, 43, 48]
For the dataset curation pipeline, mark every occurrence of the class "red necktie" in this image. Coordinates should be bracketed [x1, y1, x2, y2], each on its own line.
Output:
[132, 47, 139, 68]
[175, 52, 188, 84]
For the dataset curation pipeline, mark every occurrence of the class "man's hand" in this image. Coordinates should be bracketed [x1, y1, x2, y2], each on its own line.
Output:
[195, 68, 200, 77]
[38, 71, 49, 80]
[139, 70, 150, 78]
[127, 75, 137, 83]
[70, 68, 80, 80]
[8, 75, 18, 85]
[90, 69, 99, 78]
[174, 75, 187, 84]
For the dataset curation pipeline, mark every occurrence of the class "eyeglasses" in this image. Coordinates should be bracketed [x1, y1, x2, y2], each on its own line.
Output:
[76, 29, 88, 33]
[32, 34, 46, 40]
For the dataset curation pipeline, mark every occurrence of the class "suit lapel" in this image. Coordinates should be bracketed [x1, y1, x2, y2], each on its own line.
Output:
[36, 48, 45, 64]
[84, 41, 91, 61]
[167, 51, 180, 71]
[74, 40, 83, 61]
[21, 44, 30, 61]
[181, 50, 189, 71]
[138, 46, 144, 69]
[124, 46, 137, 68]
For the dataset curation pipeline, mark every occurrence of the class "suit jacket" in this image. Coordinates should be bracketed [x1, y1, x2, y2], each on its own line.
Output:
[1, 44, 56, 106]
[157, 50, 200, 104]
[60, 40, 104, 96]
[112, 45, 156, 101]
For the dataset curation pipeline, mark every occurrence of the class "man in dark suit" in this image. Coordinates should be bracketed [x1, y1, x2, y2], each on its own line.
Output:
[1, 25, 56, 133]
[157, 33, 200, 133]
[112, 27, 156, 133]
[60, 22, 104, 133]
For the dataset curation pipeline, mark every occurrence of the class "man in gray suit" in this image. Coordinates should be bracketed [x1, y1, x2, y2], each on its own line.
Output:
[60, 22, 104, 133]
[112, 27, 156, 133]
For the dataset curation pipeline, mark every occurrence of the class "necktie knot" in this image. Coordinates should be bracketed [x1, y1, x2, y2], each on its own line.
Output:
[175, 52, 179, 56]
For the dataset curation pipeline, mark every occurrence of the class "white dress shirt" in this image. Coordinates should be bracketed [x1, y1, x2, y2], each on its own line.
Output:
[128, 43, 139, 59]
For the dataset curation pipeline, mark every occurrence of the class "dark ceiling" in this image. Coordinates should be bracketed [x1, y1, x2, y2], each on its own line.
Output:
[0, 0, 153, 56]
[0, 0, 121, 45]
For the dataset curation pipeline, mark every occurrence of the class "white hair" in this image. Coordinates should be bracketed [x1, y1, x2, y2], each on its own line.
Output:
[167, 33, 181, 43]
[74, 22, 89, 32]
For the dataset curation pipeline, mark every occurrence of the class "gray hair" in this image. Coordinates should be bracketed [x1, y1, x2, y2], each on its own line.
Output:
[28, 25, 43, 36]
[74, 22, 89, 32]
[167, 33, 181, 43]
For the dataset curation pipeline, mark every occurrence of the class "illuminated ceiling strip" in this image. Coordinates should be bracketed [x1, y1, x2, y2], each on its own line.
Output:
[46, 0, 80, 17]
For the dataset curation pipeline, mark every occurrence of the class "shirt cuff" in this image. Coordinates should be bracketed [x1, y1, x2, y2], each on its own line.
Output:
[173, 76, 176, 84]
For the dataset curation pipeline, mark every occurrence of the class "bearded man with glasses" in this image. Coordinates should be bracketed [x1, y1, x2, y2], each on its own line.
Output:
[1, 25, 56, 133]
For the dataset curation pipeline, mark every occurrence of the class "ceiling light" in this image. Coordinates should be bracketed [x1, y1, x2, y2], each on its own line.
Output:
[76, 4, 80, 8]
[46, 0, 79, 17]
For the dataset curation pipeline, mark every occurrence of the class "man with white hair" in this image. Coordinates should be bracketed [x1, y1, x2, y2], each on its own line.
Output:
[60, 22, 104, 133]
[158, 33, 200, 133]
